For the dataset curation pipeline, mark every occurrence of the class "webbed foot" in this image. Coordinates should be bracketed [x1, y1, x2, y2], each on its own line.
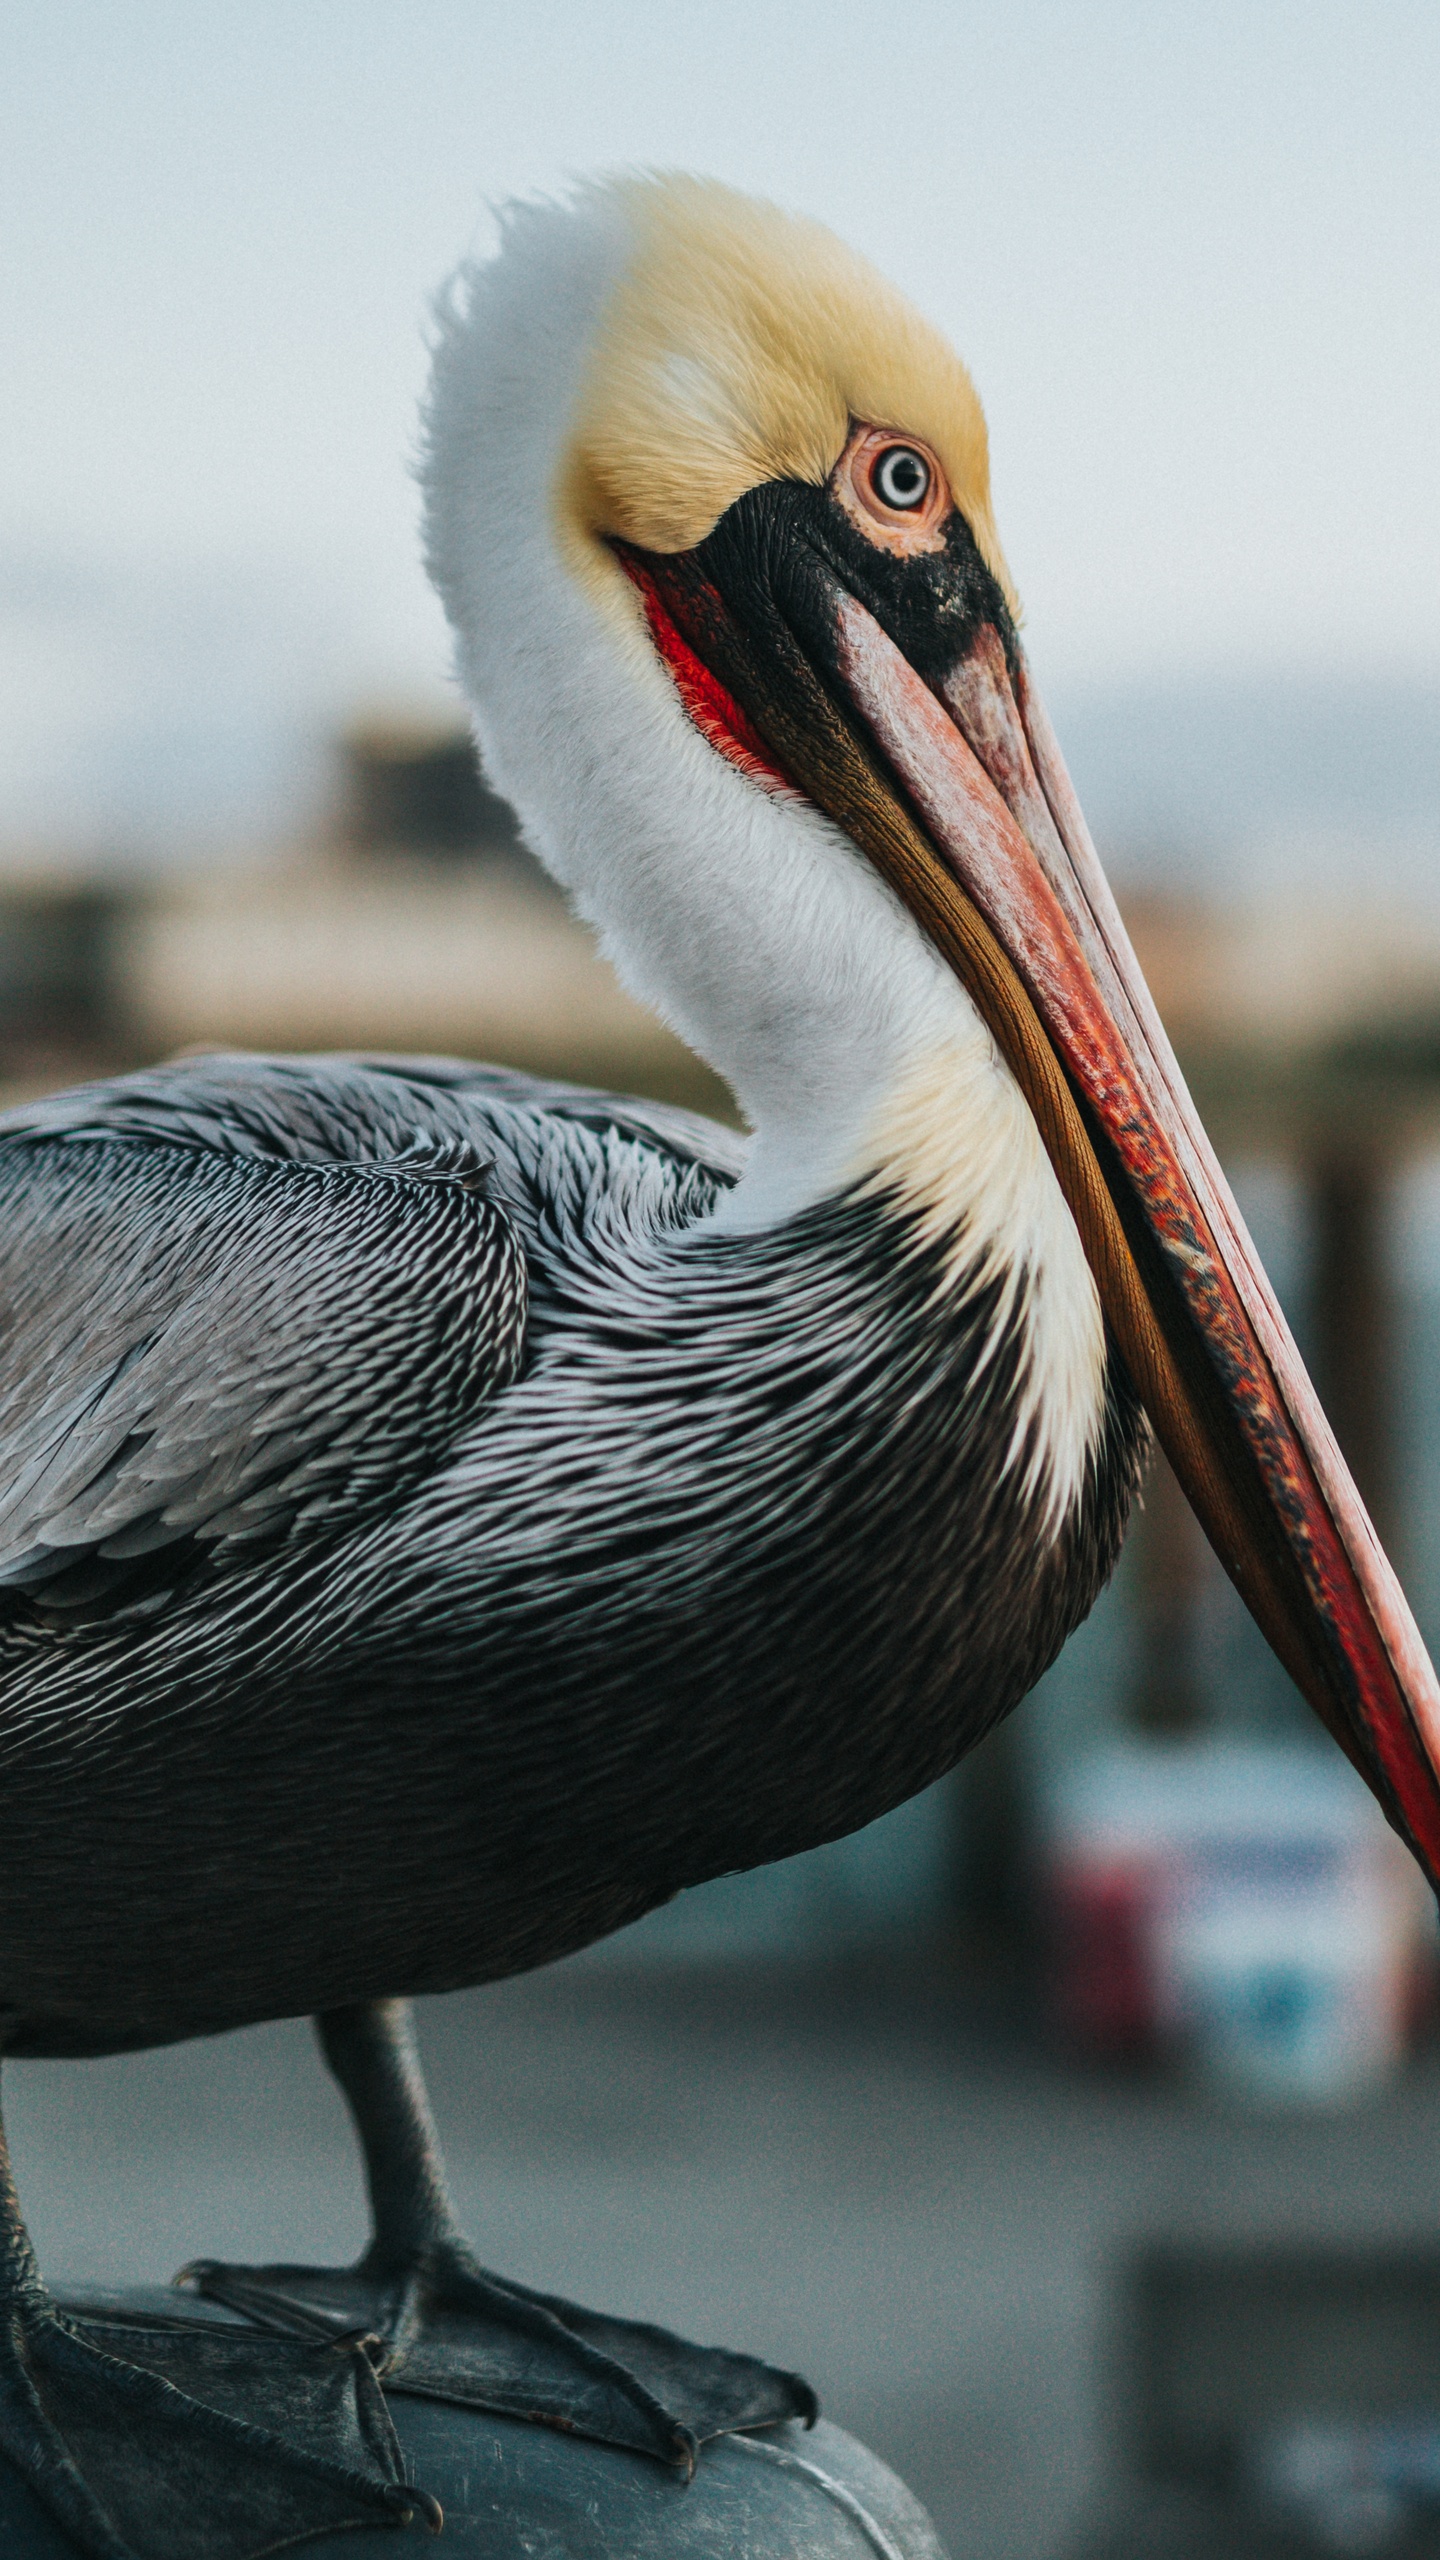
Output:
[209, 1994, 820, 2478]
[0, 2281, 440, 2560]
[180, 2240, 817, 2476]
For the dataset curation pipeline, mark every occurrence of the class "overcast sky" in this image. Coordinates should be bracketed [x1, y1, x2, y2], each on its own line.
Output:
[2, 1, 1437, 861]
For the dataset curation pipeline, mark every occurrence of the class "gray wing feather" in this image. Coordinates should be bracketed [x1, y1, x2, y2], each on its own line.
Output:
[0, 1049, 747, 1188]
[0, 1092, 528, 1617]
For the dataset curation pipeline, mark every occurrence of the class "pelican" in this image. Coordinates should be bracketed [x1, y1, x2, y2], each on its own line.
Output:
[0, 172, 1436, 2557]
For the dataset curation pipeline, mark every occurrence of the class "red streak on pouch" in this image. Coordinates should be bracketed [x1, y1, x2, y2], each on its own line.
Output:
[621, 558, 795, 797]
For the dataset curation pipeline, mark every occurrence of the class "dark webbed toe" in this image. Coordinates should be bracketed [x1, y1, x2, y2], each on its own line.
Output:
[182, 2245, 817, 2476]
[0, 2288, 435, 2560]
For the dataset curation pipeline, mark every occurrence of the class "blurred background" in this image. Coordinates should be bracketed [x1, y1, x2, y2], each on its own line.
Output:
[3, 4, 1440, 2552]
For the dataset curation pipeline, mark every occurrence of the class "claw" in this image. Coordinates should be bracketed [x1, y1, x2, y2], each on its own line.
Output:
[385, 2481, 445, 2533]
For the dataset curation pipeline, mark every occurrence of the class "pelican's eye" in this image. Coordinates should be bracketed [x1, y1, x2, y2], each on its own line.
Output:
[870, 445, 931, 512]
[835, 426, 949, 550]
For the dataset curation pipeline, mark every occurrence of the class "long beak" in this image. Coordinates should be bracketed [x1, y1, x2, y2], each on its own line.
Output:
[621, 530, 1440, 1889]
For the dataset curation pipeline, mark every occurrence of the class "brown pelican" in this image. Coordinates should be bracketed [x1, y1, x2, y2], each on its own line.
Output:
[0, 173, 1435, 2556]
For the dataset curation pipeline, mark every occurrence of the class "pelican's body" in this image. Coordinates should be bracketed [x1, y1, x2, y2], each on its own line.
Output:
[0, 174, 1436, 2559]
[0, 1043, 1138, 2057]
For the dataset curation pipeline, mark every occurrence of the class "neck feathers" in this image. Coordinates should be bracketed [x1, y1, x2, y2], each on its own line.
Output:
[852, 1038, 1108, 1538]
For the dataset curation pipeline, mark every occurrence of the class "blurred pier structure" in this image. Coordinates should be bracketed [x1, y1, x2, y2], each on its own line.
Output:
[0, 718, 728, 1114]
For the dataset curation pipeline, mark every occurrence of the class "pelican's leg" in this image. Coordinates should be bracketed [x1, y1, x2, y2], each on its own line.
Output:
[185, 1997, 816, 2474]
[0, 2062, 434, 2560]
[319, 1998, 464, 2279]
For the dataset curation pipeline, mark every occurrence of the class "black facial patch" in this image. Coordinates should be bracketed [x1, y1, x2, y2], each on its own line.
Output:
[693, 472, 1018, 697]
[614, 468, 1025, 927]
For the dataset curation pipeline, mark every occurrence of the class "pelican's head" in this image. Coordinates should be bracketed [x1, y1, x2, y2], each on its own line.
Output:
[423, 173, 1440, 1890]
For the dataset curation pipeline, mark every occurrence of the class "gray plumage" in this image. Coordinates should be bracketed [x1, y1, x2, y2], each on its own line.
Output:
[0, 1050, 1144, 2059]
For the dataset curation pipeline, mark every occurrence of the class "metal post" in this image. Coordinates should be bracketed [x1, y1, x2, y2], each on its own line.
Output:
[1127, 1444, 1209, 1734]
[1309, 1152, 1394, 1552]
